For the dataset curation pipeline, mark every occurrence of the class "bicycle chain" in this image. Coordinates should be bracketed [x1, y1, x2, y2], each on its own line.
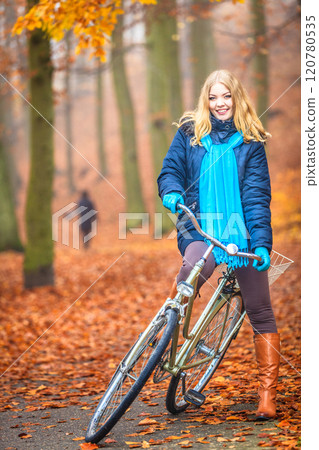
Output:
[218, 269, 238, 294]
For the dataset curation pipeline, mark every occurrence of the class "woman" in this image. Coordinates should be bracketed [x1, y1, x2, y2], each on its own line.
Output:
[157, 69, 280, 420]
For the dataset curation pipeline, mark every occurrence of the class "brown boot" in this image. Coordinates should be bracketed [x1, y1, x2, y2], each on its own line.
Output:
[254, 333, 280, 420]
[169, 279, 177, 299]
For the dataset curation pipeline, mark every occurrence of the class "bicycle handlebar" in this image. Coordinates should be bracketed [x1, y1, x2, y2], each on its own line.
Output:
[177, 203, 262, 262]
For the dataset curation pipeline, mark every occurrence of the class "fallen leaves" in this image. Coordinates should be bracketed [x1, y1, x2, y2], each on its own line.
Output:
[125, 442, 143, 448]
[80, 443, 99, 450]
[276, 419, 291, 428]
[104, 438, 117, 444]
[138, 418, 160, 427]
[180, 441, 192, 448]
[18, 433, 32, 439]
[226, 415, 244, 420]
[196, 436, 210, 444]
[0, 237, 300, 448]
[27, 385, 48, 396]
[213, 376, 226, 383]
[165, 435, 187, 441]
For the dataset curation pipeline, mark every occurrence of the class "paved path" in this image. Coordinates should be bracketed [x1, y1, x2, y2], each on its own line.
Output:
[1, 393, 277, 449]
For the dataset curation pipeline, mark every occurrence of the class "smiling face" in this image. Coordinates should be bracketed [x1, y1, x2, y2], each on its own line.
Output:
[209, 82, 233, 121]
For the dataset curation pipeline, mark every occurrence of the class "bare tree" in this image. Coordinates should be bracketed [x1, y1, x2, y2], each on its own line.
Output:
[23, 0, 54, 288]
[190, 0, 218, 105]
[250, 0, 269, 126]
[146, 0, 183, 233]
[112, 16, 146, 223]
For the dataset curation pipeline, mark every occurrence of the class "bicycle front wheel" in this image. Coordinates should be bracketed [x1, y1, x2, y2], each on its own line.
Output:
[166, 295, 243, 414]
[85, 308, 178, 443]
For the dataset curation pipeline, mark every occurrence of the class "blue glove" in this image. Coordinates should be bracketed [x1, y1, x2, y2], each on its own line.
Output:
[163, 192, 184, 214]
[253, 247, 271, 272]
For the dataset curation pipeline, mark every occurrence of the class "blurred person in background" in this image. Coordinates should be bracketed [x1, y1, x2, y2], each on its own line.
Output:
[78, 191, 97, 249]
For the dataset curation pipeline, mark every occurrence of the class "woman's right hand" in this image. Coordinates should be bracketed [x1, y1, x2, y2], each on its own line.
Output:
[163, 192, 184, 213]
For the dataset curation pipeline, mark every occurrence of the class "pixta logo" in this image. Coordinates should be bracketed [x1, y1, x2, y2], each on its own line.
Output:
[52, 202, 97, 249]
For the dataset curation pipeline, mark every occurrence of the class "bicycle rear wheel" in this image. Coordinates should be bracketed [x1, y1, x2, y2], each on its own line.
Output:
[166, 295, 243, 414]
[86, 308, 178, 443]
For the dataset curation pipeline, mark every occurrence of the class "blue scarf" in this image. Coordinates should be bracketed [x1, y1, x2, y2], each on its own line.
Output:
[199, 132, 249, 268]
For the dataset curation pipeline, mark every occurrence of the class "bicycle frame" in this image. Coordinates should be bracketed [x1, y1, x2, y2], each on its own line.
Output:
[114, 203, 256, 388]
[162, 247, 246, 378]
[113, 313, 168, 380]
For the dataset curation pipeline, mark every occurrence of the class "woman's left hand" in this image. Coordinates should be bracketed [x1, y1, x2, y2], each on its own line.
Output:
[253, 247, 271, 271]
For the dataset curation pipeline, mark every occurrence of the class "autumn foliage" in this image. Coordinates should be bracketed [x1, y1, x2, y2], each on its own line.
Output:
[13, 0, 157, 61]
[0, 235, 300, 447]
[12, 0, 246, 61]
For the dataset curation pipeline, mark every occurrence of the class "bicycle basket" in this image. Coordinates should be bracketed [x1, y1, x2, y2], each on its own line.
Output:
[268, 250, 294, 286]
[216, 250, 293, 287]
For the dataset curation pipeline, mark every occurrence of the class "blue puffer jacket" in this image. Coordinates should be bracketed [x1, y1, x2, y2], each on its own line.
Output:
[157, 115, 272, 256]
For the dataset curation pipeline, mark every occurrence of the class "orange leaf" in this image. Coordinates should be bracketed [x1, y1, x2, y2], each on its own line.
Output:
[231, 436, 246, 442]
[142, 442, 150, 448]
[196, 437, 210, 443]
[80, 443, 99, 450]
[165, 435, 183, 440]
[138, 418, 159, 426]
[148, 439, 166, 445]
[125, 442, 142, 448]
[19, 434, 32, 439]
[276, 420, 290, 428]
[214, 376, 225, 382]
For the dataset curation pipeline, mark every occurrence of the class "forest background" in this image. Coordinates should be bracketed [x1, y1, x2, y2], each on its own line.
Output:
[0, 0, 301, 448]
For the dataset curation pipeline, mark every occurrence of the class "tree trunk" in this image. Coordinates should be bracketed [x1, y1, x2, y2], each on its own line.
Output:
[0, 93, 23, 252]
[65, 31, 75, 193]
[164, 8, 183, 135]
[24, 2, 54, 288]
[3, 0, 23, 206]
[190, 0, 218, 106]
[111, 16, 145, 224]
[96, 60, 107, 176]
[0, 2, 23, 252]
[251, 0, 269, 127]
[146, 0, 183, 234]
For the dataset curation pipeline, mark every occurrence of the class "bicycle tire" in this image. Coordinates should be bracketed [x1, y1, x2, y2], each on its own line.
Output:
[85, 308, 178, 443]
[166, 295, 243, 414]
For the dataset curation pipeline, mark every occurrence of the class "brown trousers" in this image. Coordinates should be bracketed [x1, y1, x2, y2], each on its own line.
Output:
[176, 241, 277, 335]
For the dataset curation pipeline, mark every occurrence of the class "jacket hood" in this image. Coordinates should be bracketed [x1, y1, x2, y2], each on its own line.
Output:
[210, 114, 237, 144]
[210, 113, 236, 132]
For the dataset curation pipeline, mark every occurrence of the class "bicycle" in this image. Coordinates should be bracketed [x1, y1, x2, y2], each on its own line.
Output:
[85, 203, 293, 443]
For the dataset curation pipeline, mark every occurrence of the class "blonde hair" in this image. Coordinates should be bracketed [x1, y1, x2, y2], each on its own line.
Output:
[177, 69, 270, 146]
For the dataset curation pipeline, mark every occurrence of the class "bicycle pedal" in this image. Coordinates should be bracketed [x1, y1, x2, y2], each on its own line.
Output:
[184, 389, 206, 407]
